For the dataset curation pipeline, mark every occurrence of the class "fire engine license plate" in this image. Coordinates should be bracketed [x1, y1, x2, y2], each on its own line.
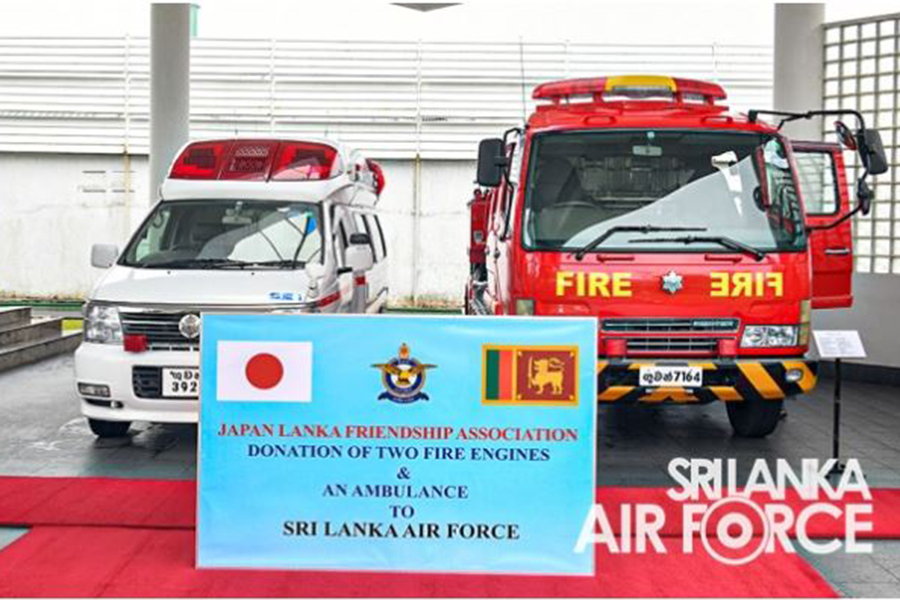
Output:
[639, 366, 702, 388]
[162, 368, 200, 398]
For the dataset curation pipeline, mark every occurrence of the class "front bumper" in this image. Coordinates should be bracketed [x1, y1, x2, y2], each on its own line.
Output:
[74, 342, 199, 423]
[596, 359, 817, 404]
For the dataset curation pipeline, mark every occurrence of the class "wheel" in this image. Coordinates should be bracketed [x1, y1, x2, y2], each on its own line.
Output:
[88, 418, 132, 438]
[726, 399, 783, 438]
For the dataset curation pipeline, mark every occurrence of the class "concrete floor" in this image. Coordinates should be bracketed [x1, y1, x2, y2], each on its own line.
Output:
[1, 354, 900, 596]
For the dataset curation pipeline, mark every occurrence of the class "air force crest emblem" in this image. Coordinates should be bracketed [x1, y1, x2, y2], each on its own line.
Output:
[372, 343, 437, 404]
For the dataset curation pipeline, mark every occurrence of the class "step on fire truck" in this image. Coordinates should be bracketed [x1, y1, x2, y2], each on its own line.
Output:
[465, 75, 887, 437]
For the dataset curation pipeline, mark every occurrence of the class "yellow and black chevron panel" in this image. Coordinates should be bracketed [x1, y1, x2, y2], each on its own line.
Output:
[596, 360, 817, 404]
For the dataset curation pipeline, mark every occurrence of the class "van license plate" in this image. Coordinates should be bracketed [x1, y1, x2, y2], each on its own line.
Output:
[638, 366, 702, 388]
[162, 368, 200, 398]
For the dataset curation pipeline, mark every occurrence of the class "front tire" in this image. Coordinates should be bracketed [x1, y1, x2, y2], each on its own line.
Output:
[88, 418, 132, 438]
[726, 398, 783, 438]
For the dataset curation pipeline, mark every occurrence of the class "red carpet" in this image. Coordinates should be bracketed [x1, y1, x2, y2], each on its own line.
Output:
[1, 477, 897, 539]
[0, 526, 836, 597]
[0, 476, 194, 529]
[6, 476, 897, 596]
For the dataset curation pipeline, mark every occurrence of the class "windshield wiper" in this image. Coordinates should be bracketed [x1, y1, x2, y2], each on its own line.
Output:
[629, 235, 766, 261]
[144, 258, 250, 269]
[221, 259, 303, 270]
[574, 225, 707, 260]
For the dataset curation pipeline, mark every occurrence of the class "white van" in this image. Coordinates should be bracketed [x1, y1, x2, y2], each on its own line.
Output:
[75, 137, 389, 437]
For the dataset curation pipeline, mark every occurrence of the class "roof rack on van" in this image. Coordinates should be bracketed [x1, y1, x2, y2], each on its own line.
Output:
[532, 75, 727, 108]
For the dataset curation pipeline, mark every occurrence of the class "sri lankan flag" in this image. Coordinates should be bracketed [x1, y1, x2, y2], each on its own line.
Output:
[482, 345, 578, 406]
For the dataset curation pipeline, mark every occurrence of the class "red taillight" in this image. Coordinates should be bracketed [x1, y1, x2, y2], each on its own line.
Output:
[220, 141, 279, 181]
[270, 142, 338, 181]
[366, 159, 386, 195]
[123, 334, 148, 353]
[169, 141, 233, 179]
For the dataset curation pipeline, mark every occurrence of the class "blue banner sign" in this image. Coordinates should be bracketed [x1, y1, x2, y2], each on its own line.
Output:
[198, 314, 597, 575]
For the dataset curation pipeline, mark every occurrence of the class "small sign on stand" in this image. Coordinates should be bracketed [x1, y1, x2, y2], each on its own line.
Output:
[813, 330, 866, 478]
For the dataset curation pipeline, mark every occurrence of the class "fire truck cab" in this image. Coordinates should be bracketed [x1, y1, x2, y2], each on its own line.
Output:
[466, 75, 888, 437]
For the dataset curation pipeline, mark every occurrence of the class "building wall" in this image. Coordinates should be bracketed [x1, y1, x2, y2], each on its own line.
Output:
[0, 152, 473, 304]
[812, 273, 900, 369]
[0, 152, 149, 298]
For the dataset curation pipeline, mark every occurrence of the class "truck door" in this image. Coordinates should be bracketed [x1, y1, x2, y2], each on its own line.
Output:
[793, 142, 854, 308]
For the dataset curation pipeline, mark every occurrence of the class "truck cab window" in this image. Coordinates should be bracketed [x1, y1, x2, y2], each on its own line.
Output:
[794, 151, 838, 215]
[499, 142, 518, 239]
[523, 130, 807, 254]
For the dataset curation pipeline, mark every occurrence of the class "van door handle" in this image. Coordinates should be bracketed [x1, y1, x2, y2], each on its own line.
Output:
[493, 249, 501, 259]
[825, 248, 851, 255]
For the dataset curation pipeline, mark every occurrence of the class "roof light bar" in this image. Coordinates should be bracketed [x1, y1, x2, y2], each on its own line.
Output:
[220, 141, 279, 181]
[270, 142, 339, 181]
[532, 75, 727, 106]
[169, 140, 234, 180]
[169, 140, 341, 182]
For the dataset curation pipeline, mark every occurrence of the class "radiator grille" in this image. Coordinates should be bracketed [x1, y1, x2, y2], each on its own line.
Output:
[602, 318, 739, 333]
[120, 312, 198, 351]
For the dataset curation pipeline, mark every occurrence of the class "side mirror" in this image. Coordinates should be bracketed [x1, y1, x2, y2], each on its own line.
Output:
[857, 128, 889, 175]
[834, 121, 857, 150]
[857, 179, 874, 216]
[345, 243, 374, 273]
[476, 138, 507, 187]
[90, 244, 119, 268]
[349, 232, 371, 246]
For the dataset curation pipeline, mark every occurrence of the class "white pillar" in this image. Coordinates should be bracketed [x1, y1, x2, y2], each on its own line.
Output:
[773, 3, 825, 140]
[150, 3, 191, 202]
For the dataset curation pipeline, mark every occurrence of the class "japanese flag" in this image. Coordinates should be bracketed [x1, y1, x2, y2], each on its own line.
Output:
[216, 341, 313, 402]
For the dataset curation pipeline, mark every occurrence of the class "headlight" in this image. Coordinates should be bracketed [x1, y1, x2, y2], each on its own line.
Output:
[84, 303, 122, 344]
[740, 325, 799, 348]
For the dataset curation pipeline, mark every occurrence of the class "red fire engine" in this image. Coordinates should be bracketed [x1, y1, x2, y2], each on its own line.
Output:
[465, 75, 887, 437]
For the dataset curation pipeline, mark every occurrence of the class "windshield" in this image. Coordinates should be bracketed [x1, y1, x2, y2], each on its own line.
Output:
[121, 200, 323, 269]
[522, 130, 806, 253]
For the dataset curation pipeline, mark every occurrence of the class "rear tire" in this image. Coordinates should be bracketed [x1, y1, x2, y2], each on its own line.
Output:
[88, 418, 132, 438]
[726, 398, 783, 438]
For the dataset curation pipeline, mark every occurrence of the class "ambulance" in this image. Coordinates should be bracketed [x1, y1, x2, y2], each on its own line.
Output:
[466, 75, 888, 437]
[75, 137, 389, 437]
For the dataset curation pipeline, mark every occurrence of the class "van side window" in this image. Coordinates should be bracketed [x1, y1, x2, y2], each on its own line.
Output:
[373, 215, 388, 259]
[334, 215, 348, 268]
[352, 212, 378, 260]
[361, 215, 386, 262]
